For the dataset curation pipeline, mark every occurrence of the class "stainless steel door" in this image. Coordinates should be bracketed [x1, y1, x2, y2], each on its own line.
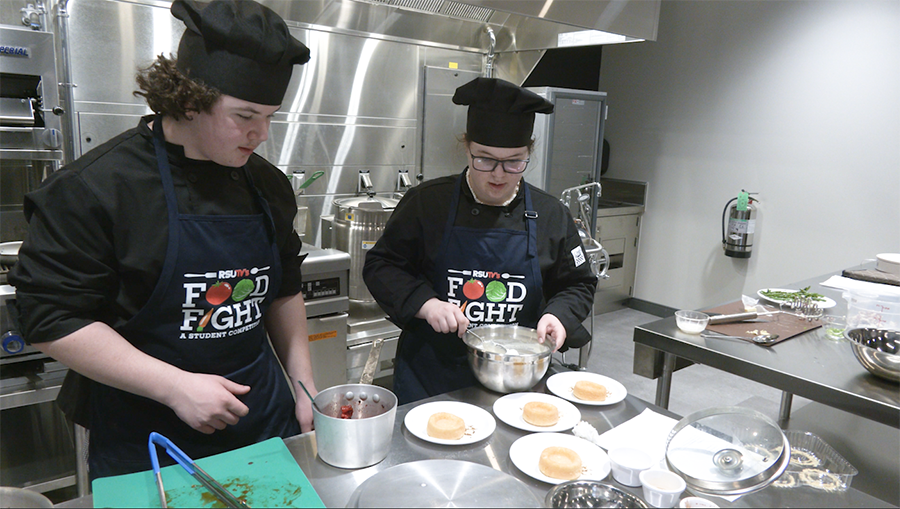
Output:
[306, 312, 348, 390]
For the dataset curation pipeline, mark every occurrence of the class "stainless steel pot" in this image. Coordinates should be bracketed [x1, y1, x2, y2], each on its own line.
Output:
[463, 325, 552, 393]
[332, 196, 398, 303]
[312, 383, 397, 469]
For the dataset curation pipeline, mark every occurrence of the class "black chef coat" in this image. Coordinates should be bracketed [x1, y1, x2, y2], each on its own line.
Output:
[9, 116, 303, 345]
[363, 169, 597, 353]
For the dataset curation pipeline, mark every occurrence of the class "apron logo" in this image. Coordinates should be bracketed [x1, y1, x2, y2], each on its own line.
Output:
[446, 270, 527, 325]
[178, 267, 270, 339]
[572, 246, 586, 267]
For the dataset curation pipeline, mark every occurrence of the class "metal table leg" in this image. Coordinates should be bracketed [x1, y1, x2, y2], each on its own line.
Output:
[655, 352, 676, 409]
[779, 391, 793, 428]
[578, 313, 595, 370]
[75, 424, 89, 496]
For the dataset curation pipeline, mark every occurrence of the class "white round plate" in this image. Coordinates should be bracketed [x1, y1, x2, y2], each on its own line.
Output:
[546, 372, 627, 406]
[492, 392, 581, 433]
[404, 401, 496, 445]
[757, 288, 836, 309]
[509, 432, 611, 485]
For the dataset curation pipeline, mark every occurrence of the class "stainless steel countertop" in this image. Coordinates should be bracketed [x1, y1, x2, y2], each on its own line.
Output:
[633, 270, 900, 428]
[57, 367, 892, 507]
[282, 370, 889, 508]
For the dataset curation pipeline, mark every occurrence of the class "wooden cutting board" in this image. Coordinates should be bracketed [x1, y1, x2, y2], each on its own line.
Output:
[703, 301, 822, 346]
[92, 438, 325, 508]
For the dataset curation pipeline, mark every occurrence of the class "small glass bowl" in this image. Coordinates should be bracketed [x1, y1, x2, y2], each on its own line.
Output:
[821, 315, 847, 341]
[675, 310, 710, 334]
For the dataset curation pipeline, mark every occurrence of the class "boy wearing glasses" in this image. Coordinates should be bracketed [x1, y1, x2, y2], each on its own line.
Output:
[363, 78, 598, 404]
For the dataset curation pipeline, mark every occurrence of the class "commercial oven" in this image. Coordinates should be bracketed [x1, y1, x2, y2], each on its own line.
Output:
[1, 24, 64, 244]
[298, 245, 350, 389]
[0, 23, 78, 495]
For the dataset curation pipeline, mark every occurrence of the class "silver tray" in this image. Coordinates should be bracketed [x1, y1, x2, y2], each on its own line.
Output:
[346, 459, 542, 508]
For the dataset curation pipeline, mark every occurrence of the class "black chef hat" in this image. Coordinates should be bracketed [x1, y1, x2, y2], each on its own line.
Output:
[452, 77, 554, 148]
[172, 0, 311, 106]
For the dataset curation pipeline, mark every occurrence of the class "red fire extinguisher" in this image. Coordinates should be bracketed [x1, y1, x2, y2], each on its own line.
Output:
[722, 190, 759, 258]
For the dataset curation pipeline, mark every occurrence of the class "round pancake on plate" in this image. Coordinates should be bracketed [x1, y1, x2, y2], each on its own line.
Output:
[427, 412, 465, 440]
[522, 401, 559, 427]
[539, 446, 582, 480]
[573, 380, 609, 402]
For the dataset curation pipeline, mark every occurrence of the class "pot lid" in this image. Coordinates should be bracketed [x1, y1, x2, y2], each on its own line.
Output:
[665, 407, 790, 497]
[334, 196, 399, 210]
[348, 460, 542, 508]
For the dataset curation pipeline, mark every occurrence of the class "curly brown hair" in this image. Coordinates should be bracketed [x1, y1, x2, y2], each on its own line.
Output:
[133, 54, 221, 120]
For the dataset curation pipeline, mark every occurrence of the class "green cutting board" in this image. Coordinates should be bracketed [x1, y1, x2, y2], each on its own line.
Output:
[92, 438, 325, 508]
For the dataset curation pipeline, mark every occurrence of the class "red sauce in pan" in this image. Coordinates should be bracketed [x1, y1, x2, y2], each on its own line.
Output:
[340, 405, 353, 419]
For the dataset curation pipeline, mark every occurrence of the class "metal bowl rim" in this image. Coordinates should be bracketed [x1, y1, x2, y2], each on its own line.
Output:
[843, 328, 900, 356]
[463, 324, 551, 357]
[544, 480, 650, 508]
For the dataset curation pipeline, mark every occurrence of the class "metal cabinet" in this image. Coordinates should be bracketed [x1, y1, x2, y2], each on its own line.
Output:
[594, 211, 641, 314]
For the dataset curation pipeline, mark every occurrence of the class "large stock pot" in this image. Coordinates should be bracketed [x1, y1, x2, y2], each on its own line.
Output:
[332, 196, 399, 303]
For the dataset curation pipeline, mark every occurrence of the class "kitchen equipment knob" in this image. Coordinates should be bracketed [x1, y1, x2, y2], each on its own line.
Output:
[2, 331, 25, 354]
[41, 128, 61, 149]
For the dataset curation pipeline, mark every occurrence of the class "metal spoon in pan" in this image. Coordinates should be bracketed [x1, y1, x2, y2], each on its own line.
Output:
[701, 331, 780, 345]
[297, 379, 324, 414]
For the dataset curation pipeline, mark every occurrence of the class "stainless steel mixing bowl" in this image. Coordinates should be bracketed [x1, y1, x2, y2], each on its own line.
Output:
[844, 328, 900, 382]
[463, 325, 551, 393]
[545, 481, 649, 508]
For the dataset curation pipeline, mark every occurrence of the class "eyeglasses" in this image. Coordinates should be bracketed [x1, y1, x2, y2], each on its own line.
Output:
[468, 152, 530, 174]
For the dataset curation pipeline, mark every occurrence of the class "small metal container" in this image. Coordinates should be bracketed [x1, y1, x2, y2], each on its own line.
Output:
[545, 481, 649, 508]
[844, 328, 900, 382]
[312, 383, 397, 469]
[463, 325, 551, 393]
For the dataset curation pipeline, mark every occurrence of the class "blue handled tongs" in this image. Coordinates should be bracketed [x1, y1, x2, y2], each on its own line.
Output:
[148, 432, 250, 508]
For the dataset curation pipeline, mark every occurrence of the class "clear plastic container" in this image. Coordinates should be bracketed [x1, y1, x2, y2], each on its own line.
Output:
[774, 431, 858, 492]
[842, 289, 900, 330]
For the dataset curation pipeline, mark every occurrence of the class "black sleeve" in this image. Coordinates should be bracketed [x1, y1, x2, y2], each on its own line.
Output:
[362, 185, 442, 327]
[10, 170, 119, 343]
[540, 203, 598, 350]
[247, 155, 303, 298]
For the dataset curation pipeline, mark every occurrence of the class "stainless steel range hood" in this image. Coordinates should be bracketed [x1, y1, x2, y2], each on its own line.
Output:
[272, 0, 658, 54]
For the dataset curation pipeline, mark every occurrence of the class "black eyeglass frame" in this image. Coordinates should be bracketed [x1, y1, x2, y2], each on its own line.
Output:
[467, 151, 531, 174]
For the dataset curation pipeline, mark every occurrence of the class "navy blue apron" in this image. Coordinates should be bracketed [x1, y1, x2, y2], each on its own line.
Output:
[88, 117, 299, 479]
[395, 173, 543, 404]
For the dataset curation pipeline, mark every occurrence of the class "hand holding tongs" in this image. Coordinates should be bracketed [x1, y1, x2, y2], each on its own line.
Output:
[148, 432, 250, 508]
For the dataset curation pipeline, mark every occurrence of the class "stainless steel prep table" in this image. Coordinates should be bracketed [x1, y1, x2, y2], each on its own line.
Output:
[282, 372, 889, 509]
[56, 370, 890, 507]
[632, 269, 900, 429]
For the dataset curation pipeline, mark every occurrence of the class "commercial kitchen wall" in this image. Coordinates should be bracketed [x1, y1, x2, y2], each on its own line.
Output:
[598, 0, 900, 309]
